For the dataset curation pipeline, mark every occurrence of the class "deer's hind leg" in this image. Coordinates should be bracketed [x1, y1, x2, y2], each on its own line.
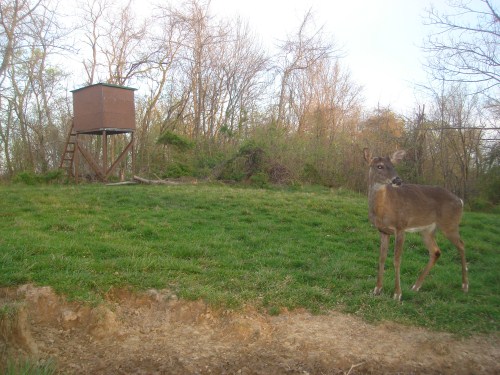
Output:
[442, 229, 469, 292]
[393, 230, 405, 301]
[412, 228, 441, 292]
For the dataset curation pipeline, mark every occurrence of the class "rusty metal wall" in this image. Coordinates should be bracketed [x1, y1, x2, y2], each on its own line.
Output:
[72, 83, 136, 134]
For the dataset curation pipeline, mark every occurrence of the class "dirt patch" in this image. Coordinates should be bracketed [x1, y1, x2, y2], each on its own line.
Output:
[1, 285, 499, 374]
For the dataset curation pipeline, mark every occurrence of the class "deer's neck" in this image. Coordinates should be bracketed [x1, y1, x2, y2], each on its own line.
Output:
[368, 182, 389, 223]
[368, 181, 386, 204]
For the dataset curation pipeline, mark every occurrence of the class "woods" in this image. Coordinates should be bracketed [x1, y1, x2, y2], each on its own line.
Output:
[1, 0, 498, 206]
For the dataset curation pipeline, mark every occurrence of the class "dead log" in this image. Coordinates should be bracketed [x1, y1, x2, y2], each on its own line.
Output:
[132, 175, 181, 185]
[106, 181, 139, 186]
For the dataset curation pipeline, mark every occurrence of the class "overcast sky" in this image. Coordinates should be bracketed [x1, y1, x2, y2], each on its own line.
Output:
[209, 0, 447, 114]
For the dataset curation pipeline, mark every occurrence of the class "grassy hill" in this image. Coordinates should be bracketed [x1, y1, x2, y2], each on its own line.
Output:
[0, 183, 498, 335]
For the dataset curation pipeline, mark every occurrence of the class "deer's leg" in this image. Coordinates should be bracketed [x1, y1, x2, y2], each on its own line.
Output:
[443, 229, 469, 292]
[374, 232, 389, 295]
[393, 230, 405, 301]
[412, 229, 441, 292]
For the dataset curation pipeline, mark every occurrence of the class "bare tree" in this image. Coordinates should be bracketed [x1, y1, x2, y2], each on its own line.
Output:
[1, 0, 69, 175]
[77, 0, 111, 85]
[214, 17, 269, 143]
[421, 0, 499, 200]
[101, 0, 146, 85]
[133, 2, 188, 173]
[359, 107, 405, 160]
[297, 59, 362, 139]
[424, 0, 500, 105]
[0, 0, 42, 175]
[26, 1, 70, 172]
[274, 9, 341, 129]
[424, 82, 484, 199]
[163, 1, 269, 141]
[403, 104, 429, 183]
[76, 0, 148, 86]
[0, 0, 42, 77]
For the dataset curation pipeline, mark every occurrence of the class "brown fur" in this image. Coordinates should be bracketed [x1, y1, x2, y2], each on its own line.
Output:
[363, 149, 468, 301]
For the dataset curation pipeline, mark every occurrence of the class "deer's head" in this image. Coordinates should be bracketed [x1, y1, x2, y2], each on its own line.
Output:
[363, 149, 405, 187]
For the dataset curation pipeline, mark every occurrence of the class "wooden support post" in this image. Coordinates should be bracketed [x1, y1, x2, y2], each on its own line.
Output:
[77, 140, 106, 180]
[69, 130, 134, 183]
[103, 130, 108, 181]
[106, 135, 134, 178]
[74, 134, 79, 183]
[132, 133, 135, 176]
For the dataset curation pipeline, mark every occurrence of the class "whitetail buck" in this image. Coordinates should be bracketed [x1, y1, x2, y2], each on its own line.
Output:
[363, 148, 469, 301]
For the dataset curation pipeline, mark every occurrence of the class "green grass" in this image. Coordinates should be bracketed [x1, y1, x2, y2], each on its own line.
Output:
[4, 358, 56, 375]
[0, 183, 499, 335]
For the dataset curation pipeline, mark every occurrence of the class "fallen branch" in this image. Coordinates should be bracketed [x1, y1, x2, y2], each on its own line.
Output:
[106, 181, 139, 186]
[133, 175, 181, 185]
[345, 362, 364, 375]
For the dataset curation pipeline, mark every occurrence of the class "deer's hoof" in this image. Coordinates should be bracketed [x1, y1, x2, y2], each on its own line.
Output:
[393, 293, 402, 301]
[373, 286, 382, 295]
[411, 284, 420, 292]
[462, 283, 469, 293]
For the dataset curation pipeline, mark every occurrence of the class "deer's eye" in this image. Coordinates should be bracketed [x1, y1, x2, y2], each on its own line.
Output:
[377, 165, 384, 169]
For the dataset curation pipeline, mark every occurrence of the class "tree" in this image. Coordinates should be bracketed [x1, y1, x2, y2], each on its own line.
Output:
[161, 0, 269, 143]
[0, 0, 69, 175]
[0, 0, 43, 175]
[76, 0, 148, 86]
[274, 9, 341, 129]
[101, 0, 146, 85]
[0, 0, 42, 77]
[422, 0, 499, 201]
[424, 0, 500, 107]
[360, 107, 405, 156]
[77, 0, 111, 85]
[424, 83, 483, 199]
[402, 104, 428, 183]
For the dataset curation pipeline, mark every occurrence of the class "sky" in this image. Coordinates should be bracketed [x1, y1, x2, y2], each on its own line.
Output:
[209, 0, 445, 114]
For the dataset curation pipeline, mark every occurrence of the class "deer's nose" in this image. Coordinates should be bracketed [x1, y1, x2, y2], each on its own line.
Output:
[392, 176, 402, 186]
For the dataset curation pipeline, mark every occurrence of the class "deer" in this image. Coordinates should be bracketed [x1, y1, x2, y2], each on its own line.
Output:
[363, 148, 469, 301]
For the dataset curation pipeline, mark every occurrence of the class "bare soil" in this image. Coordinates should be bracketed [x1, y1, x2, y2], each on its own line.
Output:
[1, 285, 499, 375]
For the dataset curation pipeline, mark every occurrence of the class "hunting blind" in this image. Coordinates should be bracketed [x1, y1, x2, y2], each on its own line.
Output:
[60, 83, 136, 182]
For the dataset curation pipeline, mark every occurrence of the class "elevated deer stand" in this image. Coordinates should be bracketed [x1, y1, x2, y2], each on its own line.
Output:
[60, 83, 136, 182]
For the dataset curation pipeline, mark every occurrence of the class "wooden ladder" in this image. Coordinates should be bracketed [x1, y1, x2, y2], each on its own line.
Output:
[59, 121, 77, 177]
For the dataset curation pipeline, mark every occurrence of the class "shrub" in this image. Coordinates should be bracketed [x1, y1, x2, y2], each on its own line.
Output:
[468, 197, 493, 212]
[13, 170, 64, 185]
[302, 163, 324, 185]
[162, 162, 194, 178]
[157, 131, 194, 151]
[13, 172, 38, 185]
[268, 163, 293, 185]
[249, 172, 269, 188]
[483, 167, 500, 205]
[216, 157, 247, 182]
[216, 141, 267, 182]
[41, 169, 64, 183]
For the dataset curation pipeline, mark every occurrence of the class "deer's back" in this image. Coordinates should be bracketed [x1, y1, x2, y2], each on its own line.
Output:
[370, 183, 463, 233]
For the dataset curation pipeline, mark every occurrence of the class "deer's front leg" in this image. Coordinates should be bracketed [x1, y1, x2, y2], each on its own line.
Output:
[393, 230, 406, 301]
[374, 232, 389, 295]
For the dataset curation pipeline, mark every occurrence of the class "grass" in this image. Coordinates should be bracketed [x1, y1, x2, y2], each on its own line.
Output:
[4, 358, 56, 375]
[0, 183, 499, 335]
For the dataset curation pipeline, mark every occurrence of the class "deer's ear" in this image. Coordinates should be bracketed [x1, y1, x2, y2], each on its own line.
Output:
[391, 150, 406, 164]
[363, 148, 372, 164]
